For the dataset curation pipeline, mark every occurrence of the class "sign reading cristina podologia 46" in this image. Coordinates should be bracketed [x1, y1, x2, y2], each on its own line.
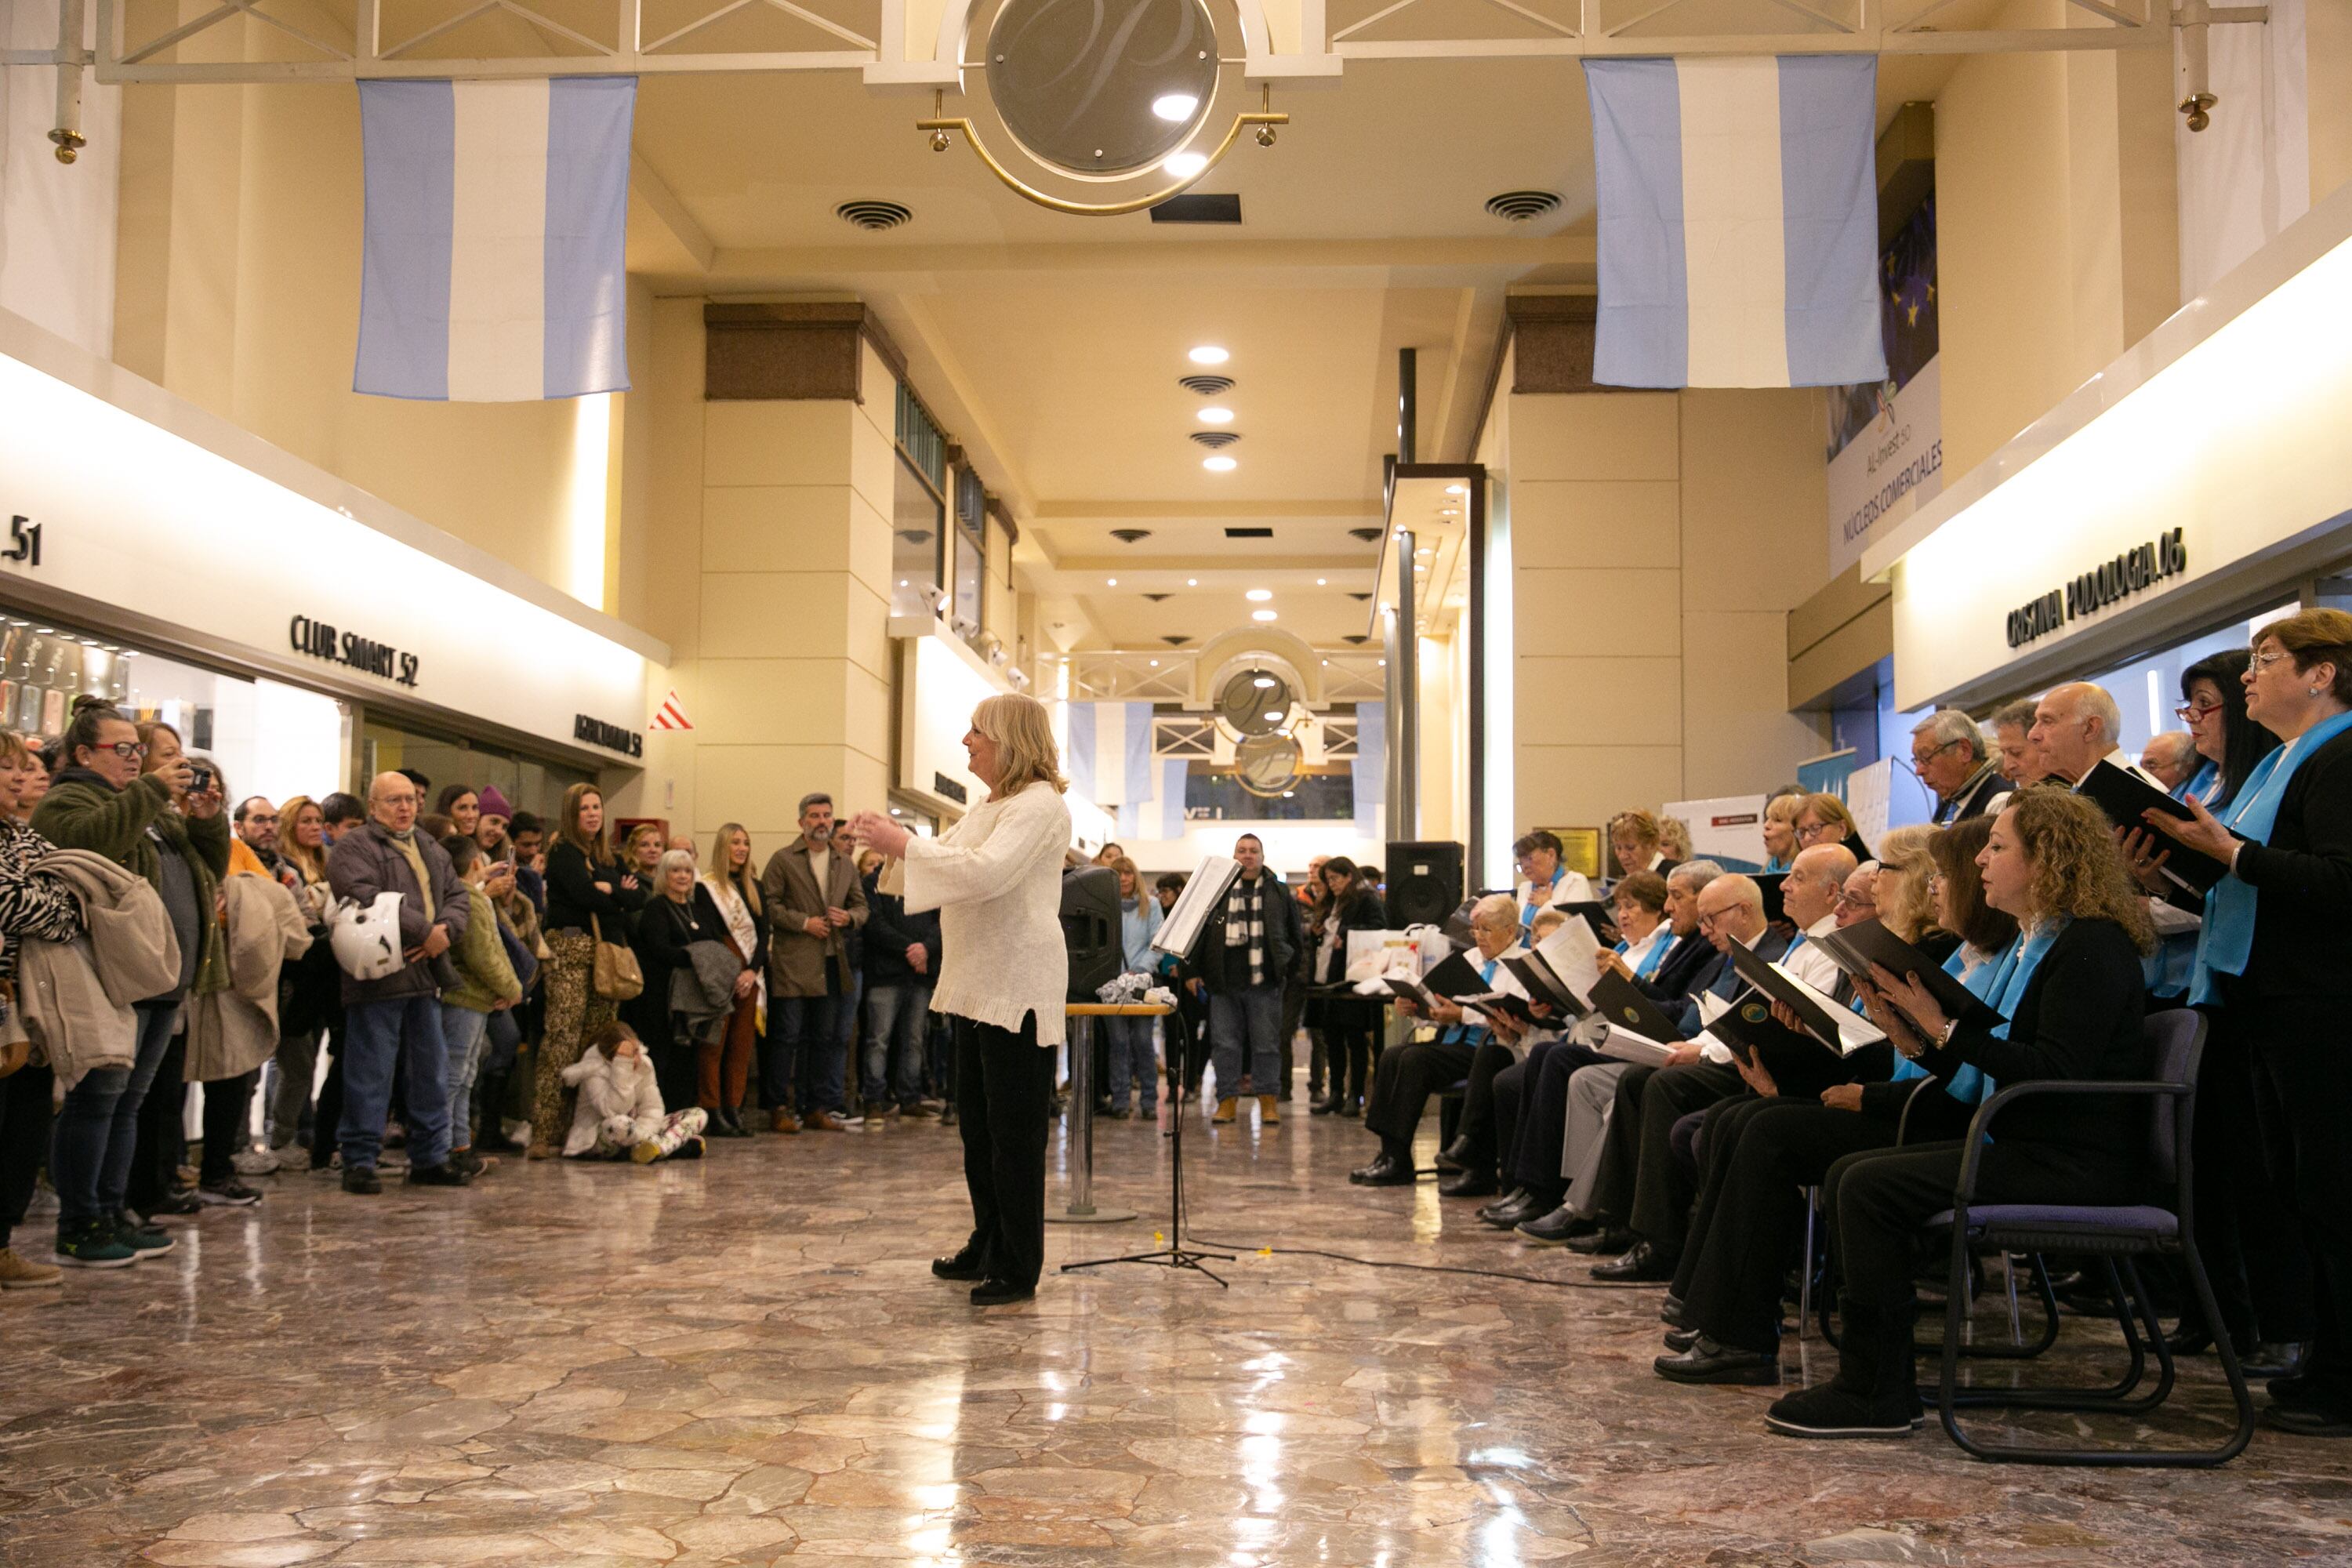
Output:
[2005, 528, 2188, 649]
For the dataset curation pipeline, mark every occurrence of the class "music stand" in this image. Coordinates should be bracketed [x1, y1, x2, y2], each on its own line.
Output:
[1062, 855, 1243, 1289]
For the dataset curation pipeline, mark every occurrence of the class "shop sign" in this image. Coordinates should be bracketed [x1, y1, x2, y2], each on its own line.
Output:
[573, 713, 644, 757]
[1827, 195, 1940, 575]
[289, 615, 419, 687]
[0, 515, 45, 568]
[2004, 528, 2188, 648]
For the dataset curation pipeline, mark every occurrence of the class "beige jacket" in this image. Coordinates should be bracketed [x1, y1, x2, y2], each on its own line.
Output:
[184, 876, 314, 1083]
[19, 850, 178, 1090]
[760, 837, 868, 998]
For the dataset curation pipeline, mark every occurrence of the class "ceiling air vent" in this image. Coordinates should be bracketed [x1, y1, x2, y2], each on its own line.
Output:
[1348, 526, 1382, 542]
[1162, 635, 1192, 646]
[1151, 193, 1242, 225]
[837, 200, 913, 231]
[1348, 592, 1372, 601]
[1142, 593, 1172, 602]
[1484, 189, 1562, 223]
[1342, 633, 1371, 644]
[896, 528, 933, 543]
[1178, 374, 1235, 396]
[1224, 527, 1272, 539]
[1109, 528, 1153, 543]
[1189, 430, 1240, 449]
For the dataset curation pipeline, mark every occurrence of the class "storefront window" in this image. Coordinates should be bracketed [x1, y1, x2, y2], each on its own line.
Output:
[361, 718, 592, 826]
[892, 456, 944, 620]
[2070, 600, 2297, 759]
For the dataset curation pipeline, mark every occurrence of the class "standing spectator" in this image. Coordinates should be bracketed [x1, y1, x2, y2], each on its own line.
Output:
[325, 772, 471, 1194]
[760, 793, 867, 1133]
[829, 822, 869, 1122]
[531, 783, 643, 1157]
[265, 796, 338, 1159]
[319, 792, 366, 843]
[630, 848, 728, 1115]
[36, 698, 225, 1247]
[307, 793, 369, 1171]
[1193, 833, 1302, 1127]
[473, 851, 543, 1156]
[695, 825, 766, 1137]
[437, 835, 521, 1176]
[474, 786, 514, 861]
[1105, 856, 1161, 1119]
[508, 810, 549, 916]
[623, 822, 665, 891]
[232, 797, 288, 877]
[191, 762, 274, 1203]
[434, 784, 480, 840]
[862, 845, 939, 1119]
[1308, 857, 1385, 1117]
[0, 729, 85, 1278]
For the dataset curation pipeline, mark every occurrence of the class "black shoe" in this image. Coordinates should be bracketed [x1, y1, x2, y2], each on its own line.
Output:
[405, 1162, 470, 1187]
[1661, 1293, 1690, 1328]
[2262, 1403, 2352, 1438]
[1765, 1383, 1914, 1439]
[1342, 1098, 1363, 1119]
[1565, 1225, 1634, 1257]
[933, 1249, 985, 1281]
[2163, 1323, 2215, 1357]
[1348, 1152, 1414, 1187]
[939, 1105, 959, 1128]
[1592, 1240, 1679, 1283]
[341, 1165, 382, 1196]
[971, 1278, 1035, 1307]
[1310, 1096, 1339, 1116]
[1434, 1135, 1473, 1175]
[1438, 1170, 1499, 1200]
[1663, 1326, 1699, 1353]
[1514, 1206, 1595, 1246]
[2245, 1341, 2313, 1381]
[148, 1185, 203, 1218]
[1656, 1335, 1779, 1385]
[1476, 1187, 1530, 1221]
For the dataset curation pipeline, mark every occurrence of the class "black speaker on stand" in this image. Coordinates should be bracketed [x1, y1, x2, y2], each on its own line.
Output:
[1385, 840, 1465, 930]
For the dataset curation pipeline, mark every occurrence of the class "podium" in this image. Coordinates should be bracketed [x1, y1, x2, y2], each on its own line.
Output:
[1044, 1003, 1167, 1225]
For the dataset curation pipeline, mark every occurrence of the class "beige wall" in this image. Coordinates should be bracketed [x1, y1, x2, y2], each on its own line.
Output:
[1505, 386, 1829, 844]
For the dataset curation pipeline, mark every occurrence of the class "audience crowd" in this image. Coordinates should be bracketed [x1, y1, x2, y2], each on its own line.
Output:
[1, 607, 2344, 1457]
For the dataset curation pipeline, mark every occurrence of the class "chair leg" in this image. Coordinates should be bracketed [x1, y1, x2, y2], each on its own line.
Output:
[2005, 1251, 2024, 1346]
[1798, 1185, 1817, 1338]
[2181, 1233, 2258, 1466]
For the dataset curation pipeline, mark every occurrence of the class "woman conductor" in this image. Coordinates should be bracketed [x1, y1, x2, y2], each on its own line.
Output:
[849, 693, 1073, 1308]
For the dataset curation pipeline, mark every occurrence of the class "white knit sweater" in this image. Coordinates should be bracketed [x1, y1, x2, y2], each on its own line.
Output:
[902, 779, 1073, 1047]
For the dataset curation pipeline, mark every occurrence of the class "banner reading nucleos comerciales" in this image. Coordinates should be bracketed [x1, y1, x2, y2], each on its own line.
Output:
[1827, 193, 1941, 576]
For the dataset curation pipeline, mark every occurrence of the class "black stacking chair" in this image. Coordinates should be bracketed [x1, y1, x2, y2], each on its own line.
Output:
[1922, 1009, 2255, 1467]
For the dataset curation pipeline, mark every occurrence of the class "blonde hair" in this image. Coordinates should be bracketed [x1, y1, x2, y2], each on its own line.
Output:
[702, 822, 761, 914]
[1609, 809, 1661, 847]
[1800, 793, 1861, 841]
[278, 793, 328, 884]
[1764, 793, 1806, 829]
[1657, 815, 1693, 862]
[1871, 824, 1941, 944]
[974, 692, 1065, 798]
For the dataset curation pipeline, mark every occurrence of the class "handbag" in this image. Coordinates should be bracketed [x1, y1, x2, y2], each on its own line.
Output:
[590, 913, 643, 1002]
[0, 978, 27, 1079]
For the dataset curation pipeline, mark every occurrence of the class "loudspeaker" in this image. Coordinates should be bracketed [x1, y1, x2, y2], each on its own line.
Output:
[1062, 865, 1123, 1002]
[1385, 840, 1465, 930]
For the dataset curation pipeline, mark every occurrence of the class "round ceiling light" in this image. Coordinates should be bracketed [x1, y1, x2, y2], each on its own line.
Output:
[1203, 455, 1237, 472]
[1188, 345, 1229, 365]
[1245, 589, 1272, 601]
[987, 0, 1217, 175]
[1196, 406, 1234, 424]
[1251, 608, 1278, 621]
[1152, 93, 1200, 122]
[1446, 483, 1467, 495]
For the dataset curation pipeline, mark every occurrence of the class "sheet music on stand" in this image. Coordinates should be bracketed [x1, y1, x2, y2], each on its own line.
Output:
[1152, 855, 1243, 960]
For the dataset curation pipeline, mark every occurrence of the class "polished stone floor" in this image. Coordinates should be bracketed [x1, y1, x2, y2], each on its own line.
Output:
[2, 1083, 2346, 1567]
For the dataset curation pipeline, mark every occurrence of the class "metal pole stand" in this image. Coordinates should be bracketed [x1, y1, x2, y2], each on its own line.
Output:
[1045, 1011, 1138, 1225]
[1063, 1001, 1233, 1287]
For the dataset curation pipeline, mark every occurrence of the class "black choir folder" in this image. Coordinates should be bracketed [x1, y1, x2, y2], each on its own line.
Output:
[1726, 942, 1886, 1055]
[1804, 917, 2005, 1031]
[1701, 992, 1855, 1099]
[1588, 971, 1684, 1044]
[2075, 760, 2235, 895]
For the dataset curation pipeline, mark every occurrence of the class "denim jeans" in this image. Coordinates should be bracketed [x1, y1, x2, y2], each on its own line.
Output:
[440, 1004, 492, 1151]
[833, 971, 862, 1107]
[1105, 1014, 1159, 1112]
[772, 993, 844, 1116]
[1209, 985, 1283, 1101]
[864, 982, 934, 1107]
[342, 996, 451, 1172]
[49, 1002, 178, 1228]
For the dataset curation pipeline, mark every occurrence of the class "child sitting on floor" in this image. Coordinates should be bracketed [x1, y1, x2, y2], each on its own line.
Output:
[560, 1022, 708, 1163]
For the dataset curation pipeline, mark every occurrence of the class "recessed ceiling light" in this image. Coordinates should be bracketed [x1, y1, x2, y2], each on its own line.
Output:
[1251, 609, 1277, 622]
[1415, 548, 1433, 558]
[1188, 345, 1229, 365]
[1197, 406, 1234, 425]
[1446, 484, 1466, 495]
[1262, 711, 1283, 722]
[1392, 527, 1406, 538]
[1251, 675, 1275, 688]
[1245, 588, 1272, 601]
[1107, 578, 1118, 586]
[1152, 93, 1199, 122]
[1149, 659, 1160, 667]
[1186, 578, 1198, 586]
[1203, 455, 1237, 472]
[1164, 151, 1208, 179]
[1316, 577, 1327, 586]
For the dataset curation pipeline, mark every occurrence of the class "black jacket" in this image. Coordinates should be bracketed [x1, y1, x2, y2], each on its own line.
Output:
[1940, 916, 2148, 1156]
[625, 893, 729, 1047]
[1197, 870, 1304, 994]
[1933, 760, 2009, 826]
[1308, 887, 1385, 987]
[865, 874, 942, 987]
[1635, 928, 1716, 1006]
[2234, 728, 2352, 1002]
[691, 880, 768, 975]
[543, 839, 645, 935]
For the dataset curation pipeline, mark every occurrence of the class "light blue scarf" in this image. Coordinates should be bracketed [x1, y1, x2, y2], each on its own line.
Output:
[2172, 758, 2220, 806]
[1621, 927, 1672, 981]
[1889, 924, 2057, 1105]
[1522, 867, 1566, 935]
[1762, 854, 1795, 875]
[2190, 707, 2352, 1005]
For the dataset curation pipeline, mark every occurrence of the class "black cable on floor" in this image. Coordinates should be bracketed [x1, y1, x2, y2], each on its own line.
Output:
[1179, 1233, 1668, 1290]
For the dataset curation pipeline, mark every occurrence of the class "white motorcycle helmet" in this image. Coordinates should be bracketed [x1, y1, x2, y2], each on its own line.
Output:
[329, 891, 408, 982]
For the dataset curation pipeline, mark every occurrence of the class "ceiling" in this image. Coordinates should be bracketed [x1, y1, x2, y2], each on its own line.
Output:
[617, 30, 1960, 655]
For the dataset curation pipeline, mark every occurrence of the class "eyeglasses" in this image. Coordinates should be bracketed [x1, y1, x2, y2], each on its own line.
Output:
[2174, 700, 2223, 721]
[1796, 821, 1840, 842]
[99, 742, 147, 760]
[1834, 891, 1877, 911]
[2251, 648, 2293, 671]
[1909, 738, 1963, 768]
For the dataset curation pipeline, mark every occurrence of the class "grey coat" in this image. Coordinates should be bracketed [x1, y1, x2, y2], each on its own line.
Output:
[325, 822, 470, 1004]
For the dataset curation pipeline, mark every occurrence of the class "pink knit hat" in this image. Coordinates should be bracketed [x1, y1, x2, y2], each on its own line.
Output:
[476, 784, 514, 820]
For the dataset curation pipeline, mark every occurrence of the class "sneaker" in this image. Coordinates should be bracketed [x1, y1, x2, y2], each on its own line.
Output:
[899, 1102, 938, 1119]
[195, 1178, 263, 1207]
[837, 1112, 866, 1128]
[148, 1186, 203, 1217]
[0, 1245, 63, 1288]
[111, 1212, 176, 1256]
[405, 1162, 470, 1188]
[231, 1146, 281, 1177]
[630, 1139, 662, 1164]
[449, 1149, 490, 1178]
[939, 1105, 959, 1128]
[53, 1220, 136, 1269]
[1764, 1384, 1915, 1439]
[341, 1165, 382, 1196]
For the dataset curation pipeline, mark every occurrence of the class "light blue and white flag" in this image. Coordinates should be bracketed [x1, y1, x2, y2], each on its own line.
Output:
[356, 76, 636, 401]
[1157, 757, 1190, 840]
[1352, 700, 1385, 840]
[1584, 56, 1884, 390]
[1063, 702, 1156, 810]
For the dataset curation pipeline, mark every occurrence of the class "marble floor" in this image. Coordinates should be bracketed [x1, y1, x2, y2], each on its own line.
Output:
[2, 1088, 2346, 1567]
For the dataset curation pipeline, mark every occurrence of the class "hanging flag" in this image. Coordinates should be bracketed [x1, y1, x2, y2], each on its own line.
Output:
[649, 689, 693, 731]
[1352, 700, 1385, 841]
[1158, 756, 1190, 840]
[1062, 702, 1156, 809]
[1584, 56, 1885, 390]
[356, 76, 636, 401]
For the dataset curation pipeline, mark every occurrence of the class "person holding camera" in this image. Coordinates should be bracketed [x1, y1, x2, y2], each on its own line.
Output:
[35, 699, 230, 1259]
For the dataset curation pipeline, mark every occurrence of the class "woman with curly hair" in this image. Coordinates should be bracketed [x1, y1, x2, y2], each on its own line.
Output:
[1765, 789, 2154, 1439]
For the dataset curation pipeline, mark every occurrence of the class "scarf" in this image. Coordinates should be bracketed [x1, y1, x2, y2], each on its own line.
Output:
[1225, 872, 1267, 985]
[1521, 866, 1566, 933]
[2190, 706, 2352, 1004]
[1628, 926, 1672, 980]
[382, 823, 436, 922]
[2174, 758, 2220, 806]
[1889, 937, 2020, 1104]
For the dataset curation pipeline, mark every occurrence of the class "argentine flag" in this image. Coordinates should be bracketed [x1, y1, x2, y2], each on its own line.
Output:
[356, 77, 636, 401]
[1064, 702, 1156, 811]
[1584, 56, 1886, 390]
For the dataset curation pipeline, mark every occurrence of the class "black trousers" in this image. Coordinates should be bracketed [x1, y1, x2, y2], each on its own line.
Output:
[1824, 1138, 2137, 1399]
[1589, 1059, 1743, 1247]
[1677, 1099, 1900, 1354]
[0, 1062, 53, 1250]
[1454, 1039, 1518, 1174]
[956, 1011, 1052, 1291]
[1323, 999, 1377, 1106]
[1363, 1035, 1478, 1154]
[2183, 1003, 2315, 1347]
[2242, 994, 2352, 1406]
[310, 1024, 345, 1170]
[198, 1069, 256, 1185]
[1510, 1039, 1611, 1192]
[1279, 978, 1305, 1097]
[129, 1033, 189, 1212]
